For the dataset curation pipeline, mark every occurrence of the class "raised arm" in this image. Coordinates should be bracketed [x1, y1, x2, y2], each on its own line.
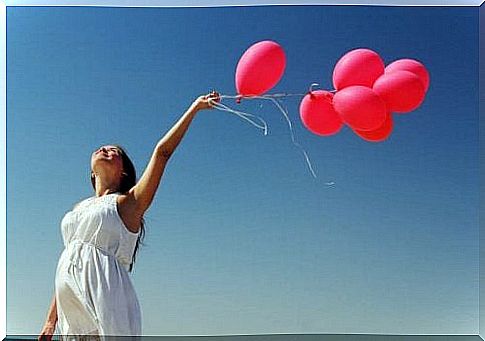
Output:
[120, 92, 220, 220]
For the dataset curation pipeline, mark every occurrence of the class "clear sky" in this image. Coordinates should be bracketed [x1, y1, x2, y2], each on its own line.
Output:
[6, 4, 479, 336]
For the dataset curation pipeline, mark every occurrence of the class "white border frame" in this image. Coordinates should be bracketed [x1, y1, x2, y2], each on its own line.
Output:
[2, 1, 483, 340]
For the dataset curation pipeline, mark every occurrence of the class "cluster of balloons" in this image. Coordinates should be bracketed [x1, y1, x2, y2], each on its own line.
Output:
[234, 41, 429, 143]
[231, 41, 431, 178]
[300, 48, 430, 142]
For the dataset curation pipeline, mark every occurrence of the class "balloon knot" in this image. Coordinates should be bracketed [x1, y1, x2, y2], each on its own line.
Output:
[308, 83, 319, 96]
[236, 95, 243, 104]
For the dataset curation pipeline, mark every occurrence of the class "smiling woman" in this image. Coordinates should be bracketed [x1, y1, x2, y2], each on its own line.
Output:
[37, 92, 220, 341]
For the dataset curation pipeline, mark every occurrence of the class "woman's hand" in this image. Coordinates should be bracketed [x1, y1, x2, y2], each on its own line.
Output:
[193, 91, 221, 111]
[38, 321, 56, 341]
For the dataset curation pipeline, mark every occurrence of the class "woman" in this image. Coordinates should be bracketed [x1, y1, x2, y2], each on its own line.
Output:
[38, 91, 221, 341]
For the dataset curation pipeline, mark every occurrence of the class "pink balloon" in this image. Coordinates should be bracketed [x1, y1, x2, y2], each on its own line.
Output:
[373, 70, 425, 113]
[332, 49, 385, 90]
[353, 112, 393, 142]
[235, 40, 286, 96]
[385, 59, 429, 92]
[333, 86, 387, 131]
[299, 90, 343, 136]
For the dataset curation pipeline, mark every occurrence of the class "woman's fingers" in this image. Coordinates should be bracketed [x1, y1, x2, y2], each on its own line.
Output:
[196, 91, 220, 110]
[206, 91, 220, 108]
[208, 97, 219, 108]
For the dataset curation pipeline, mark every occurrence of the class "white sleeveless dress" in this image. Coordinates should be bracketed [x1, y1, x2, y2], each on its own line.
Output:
[55, 192, 142, 340]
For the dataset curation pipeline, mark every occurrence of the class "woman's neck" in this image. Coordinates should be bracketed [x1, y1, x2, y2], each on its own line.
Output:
[95, 189, 118, 197]
[94, 179, 119, 197]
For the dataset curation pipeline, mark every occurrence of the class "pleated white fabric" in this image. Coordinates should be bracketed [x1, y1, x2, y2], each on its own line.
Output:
[55, 192, 142, 340]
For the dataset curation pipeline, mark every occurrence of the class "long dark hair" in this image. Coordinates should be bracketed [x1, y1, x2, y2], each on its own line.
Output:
[90, 144, 145, 272]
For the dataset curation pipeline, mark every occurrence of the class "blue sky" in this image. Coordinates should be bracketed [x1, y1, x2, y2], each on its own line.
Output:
[6, 4, 479, 336]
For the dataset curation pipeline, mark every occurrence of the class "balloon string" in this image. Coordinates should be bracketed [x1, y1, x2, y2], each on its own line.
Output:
[212, 101, 269, 135]
[220, 93, 306, 100]
[259, 96, 317, 179]
[214, 94, 318, 179]
[219, 88, 337, 101]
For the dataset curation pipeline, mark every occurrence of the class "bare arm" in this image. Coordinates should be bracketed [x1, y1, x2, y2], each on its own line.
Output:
[38, 294, 57, 341]
[45, 294, 57, 325]
[118, 92, 220, 222]
[157, 94, 216, 160]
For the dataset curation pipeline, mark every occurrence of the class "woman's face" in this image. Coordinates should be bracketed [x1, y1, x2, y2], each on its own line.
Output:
[91, 145, 124, 177]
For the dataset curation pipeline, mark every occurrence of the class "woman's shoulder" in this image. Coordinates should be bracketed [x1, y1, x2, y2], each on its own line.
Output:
[72, 195, 95, 211]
